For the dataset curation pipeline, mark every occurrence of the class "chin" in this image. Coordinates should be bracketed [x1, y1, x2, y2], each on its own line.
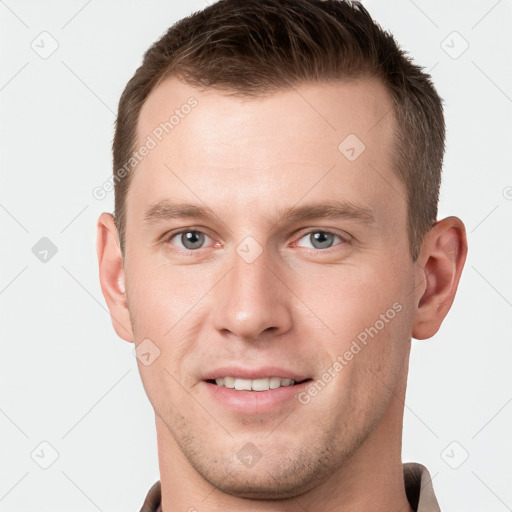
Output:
[203, 468, 316, 500]
[193, 448, 336, 501]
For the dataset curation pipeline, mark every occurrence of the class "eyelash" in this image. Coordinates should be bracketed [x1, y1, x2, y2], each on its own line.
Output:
[292, 230, 349, 251]
[163, 228, 350, 254]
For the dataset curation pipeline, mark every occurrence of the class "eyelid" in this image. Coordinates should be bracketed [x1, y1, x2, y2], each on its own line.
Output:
[291, 228, 352, 248]
[161, 227, 352, 253]
[163, 227, 217, 251]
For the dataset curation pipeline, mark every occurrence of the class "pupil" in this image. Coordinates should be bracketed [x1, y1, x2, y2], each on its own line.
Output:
[311, 232, 333, 249]
[182, 231, 204, 249]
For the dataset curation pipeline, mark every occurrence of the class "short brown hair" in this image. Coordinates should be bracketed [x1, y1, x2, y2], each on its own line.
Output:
[113, 0, 444, 260]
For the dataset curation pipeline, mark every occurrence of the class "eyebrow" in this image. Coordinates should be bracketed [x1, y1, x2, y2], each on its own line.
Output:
[143, 199, 376, 226]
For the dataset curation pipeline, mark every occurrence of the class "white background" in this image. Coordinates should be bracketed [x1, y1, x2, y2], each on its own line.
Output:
[0, 1, 511, 511]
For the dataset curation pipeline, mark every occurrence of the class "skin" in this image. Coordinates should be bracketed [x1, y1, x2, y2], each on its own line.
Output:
[97, 77, 467, 511]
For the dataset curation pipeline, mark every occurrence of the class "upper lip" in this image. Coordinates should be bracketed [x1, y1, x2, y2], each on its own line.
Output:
[202, 366, 311, 382]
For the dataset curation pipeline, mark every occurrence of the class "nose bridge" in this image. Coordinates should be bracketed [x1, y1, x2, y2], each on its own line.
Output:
[212, 242, 292, 340]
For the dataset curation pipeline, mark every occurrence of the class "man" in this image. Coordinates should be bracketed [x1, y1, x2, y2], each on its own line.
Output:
[97, 0, 467, 510]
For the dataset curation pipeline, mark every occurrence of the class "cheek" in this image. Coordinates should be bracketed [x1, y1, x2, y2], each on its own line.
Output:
[125, 256, 207, 335]
[294, 259, 409, 337]
[291, 256, 414, 393]
[123, 261, 189, 384]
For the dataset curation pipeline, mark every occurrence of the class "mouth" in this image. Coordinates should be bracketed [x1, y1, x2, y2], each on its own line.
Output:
[202, 376, 314, 414]
[205, 376, 313, 391]
[200, 366, 314, 413]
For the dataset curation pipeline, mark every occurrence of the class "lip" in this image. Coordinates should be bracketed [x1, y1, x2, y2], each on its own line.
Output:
[202, 379, 312, 415]
[201, 366, 310, 381]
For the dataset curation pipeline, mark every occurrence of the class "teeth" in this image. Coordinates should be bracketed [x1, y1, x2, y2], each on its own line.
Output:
[223, 376, 235, 388]
[269, 377, 282, 389]
[251, 378, 270, 391]
[235, 378, 252, 391]
[213, 376, 296, 391]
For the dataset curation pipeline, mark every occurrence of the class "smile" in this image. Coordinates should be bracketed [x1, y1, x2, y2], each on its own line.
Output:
[208, 376, 310, 391]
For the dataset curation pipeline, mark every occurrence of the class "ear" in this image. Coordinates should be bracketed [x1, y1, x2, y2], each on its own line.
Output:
[96, 212, 134, 342]
[412, 216, 468, 340]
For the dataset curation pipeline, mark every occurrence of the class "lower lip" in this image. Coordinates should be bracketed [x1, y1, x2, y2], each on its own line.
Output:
[202, 380, 312, 414]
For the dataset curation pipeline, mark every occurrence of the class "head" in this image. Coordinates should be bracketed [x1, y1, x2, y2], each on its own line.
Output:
[98, 0, 467, 500]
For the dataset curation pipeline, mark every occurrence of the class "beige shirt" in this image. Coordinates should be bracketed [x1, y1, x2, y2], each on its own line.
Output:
[140, 462, 440, 512]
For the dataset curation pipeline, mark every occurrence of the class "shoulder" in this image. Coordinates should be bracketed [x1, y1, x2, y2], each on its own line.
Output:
[403, 462, 441, 512]
[139, 480, 161, 512]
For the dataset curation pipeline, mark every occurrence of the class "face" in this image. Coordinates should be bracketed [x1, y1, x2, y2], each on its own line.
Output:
[122, 77, 419, 497]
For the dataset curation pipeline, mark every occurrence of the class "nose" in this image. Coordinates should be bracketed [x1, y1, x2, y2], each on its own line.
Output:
[212, 245, 293, 342]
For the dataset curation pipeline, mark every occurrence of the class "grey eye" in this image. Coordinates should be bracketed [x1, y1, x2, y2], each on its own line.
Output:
[297, 231, 342, 250]
[310, 231, 335, 249]
[175, 231, 207, 250]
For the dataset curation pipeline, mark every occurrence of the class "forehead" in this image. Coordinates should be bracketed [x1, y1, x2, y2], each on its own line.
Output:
[130, 76, 405, 230]
[137, 76, 395, 153]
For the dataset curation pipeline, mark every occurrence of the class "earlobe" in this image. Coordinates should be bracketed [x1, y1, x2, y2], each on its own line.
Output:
[412, 217, 468, 340]
[96, 212, 134, 342]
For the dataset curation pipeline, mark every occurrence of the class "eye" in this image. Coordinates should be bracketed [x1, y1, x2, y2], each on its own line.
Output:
[295, 231, 345, 250]
[169, 230, 211, 250]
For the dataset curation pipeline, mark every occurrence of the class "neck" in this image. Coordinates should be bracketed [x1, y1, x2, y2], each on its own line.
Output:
[156, 359, 414, 512]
